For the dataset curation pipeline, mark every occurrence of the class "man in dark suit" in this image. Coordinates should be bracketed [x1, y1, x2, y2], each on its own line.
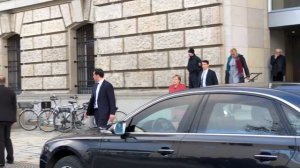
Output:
[0, 76, 16, 167]
[198, 60, 219, 87]
[187, 47, 202, 88]
[270, 48, 286, 81]
[87, 69, 117, 132]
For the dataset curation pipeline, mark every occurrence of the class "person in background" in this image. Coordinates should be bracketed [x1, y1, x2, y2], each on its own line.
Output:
[270, 48, 286, 81]
[0, 76, 16, 167]
[225, 48, 250, 84]
[86, 69, 117, 133]
[169, 74, 186, 93]
[198, 60, 218, 87]
[187, 47, 202, 88]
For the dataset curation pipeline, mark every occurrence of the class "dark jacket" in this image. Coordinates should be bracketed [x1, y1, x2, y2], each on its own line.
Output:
[0, 85, 17, 123]
[270, 55, 286, 76]
[198, 69, 219, 87]
[187, 55, 202, 75]
[87, 80, 117, 119]
[225, 54, 250, 84]
[188, 55, 202, 88]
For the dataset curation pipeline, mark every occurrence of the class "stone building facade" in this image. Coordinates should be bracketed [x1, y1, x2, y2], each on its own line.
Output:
[0, 0, 269, 94]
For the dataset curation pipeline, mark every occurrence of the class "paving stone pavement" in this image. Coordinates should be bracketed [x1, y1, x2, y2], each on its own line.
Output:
[4, 129, 66, 168]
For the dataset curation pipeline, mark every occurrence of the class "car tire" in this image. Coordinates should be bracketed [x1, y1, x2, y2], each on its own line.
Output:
[54, 156, 84, 168]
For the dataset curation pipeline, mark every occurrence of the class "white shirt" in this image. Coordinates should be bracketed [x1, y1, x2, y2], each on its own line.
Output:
[201, 69, 208, 87]
[94, 79, 104, 109]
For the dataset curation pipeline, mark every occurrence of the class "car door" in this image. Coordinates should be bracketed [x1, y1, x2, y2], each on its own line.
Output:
[94, 94, 203, 168]
[281, 104, 300, 168]
[178, 93, 296, 168]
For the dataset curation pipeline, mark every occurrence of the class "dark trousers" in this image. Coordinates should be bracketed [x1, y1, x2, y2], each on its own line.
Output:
[93, 109, 108, 129]
[273, 72, 284, 81]
[189, 73, 199, 88]
[0, 123, 13, 165]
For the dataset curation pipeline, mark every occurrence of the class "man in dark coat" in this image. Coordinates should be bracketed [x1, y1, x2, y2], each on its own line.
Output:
[270, 49, 286, 81]
[198, 60, 218, 87]
[187, 48, 202, 88]
[87, 69, 117, 132]
[0, 76, 16, 167]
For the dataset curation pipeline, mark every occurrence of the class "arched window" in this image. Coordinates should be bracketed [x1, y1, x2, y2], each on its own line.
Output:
[76, 24, 95, 94]
[6, 34, 21, 93]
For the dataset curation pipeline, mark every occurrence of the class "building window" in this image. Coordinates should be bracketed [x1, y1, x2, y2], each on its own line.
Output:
[272, 0, 300, 10]
[6, 34, 21, 93]
[76, 24, 95, 94]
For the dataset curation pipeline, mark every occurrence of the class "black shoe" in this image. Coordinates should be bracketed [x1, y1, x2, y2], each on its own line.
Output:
[7, 160, 13, 164]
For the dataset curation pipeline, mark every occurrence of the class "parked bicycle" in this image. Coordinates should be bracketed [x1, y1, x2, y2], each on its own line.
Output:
[38, 95, 79, 132]
[18, 100, 52, 131]
[37, 95, 59, 132]
[54, 103, 127, 133]
[54, 97, 91, 133]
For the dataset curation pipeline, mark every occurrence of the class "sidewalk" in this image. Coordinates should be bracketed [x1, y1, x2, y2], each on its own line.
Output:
[6, 129, 65, 168]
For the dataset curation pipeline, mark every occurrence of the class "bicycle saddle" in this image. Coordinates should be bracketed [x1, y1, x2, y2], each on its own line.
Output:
[70, 95, 78, 100]
[50, 96, 58, 101]
[68, 100, 77, 104]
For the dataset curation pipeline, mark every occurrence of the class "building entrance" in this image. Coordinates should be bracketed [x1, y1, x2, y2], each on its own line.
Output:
[285, 28, 300, 82]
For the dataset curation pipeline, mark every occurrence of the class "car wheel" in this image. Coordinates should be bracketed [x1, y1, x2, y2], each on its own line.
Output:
[54, 156, 84, 168]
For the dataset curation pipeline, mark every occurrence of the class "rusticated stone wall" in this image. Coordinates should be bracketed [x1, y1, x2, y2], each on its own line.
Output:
[0, 0, 270, 92]
[94, 0, 223, 88]
[0, 0, 94, 92]
[20, 7, 68, 90]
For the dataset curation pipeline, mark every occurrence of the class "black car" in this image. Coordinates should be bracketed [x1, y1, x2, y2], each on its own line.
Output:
[40, 87, 300, 168]
[270, 82, 300, 96]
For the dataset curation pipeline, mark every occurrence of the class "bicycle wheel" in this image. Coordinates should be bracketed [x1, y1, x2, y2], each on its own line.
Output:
[19, 110, 38, 131]
[54, 111, 72, 133]
[38, 109, 56, 132]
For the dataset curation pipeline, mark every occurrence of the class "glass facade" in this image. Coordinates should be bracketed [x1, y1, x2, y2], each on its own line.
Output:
[272, 0, 300, 10]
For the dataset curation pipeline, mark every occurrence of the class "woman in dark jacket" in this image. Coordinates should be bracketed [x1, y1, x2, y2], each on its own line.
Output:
[225, 48, 250, 84]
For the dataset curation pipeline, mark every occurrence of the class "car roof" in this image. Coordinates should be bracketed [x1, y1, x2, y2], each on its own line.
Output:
[171, 86, 299, 101]
[124, 86, 300, 121]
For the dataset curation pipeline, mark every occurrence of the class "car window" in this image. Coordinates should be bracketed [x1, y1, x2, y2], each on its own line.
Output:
[129, 95, 200, 133]
[198, 94, 285, 135]
[282, 105, 300, 135]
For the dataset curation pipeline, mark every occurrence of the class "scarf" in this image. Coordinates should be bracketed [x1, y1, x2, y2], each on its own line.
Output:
[227, 55, 244, 77]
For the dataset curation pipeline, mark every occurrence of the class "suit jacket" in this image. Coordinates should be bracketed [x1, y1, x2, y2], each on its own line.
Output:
[198, 69, 219, 87]
[87, 80, 117, 119]
[270, 55, 286, 76]
[0, 85, 17, 123]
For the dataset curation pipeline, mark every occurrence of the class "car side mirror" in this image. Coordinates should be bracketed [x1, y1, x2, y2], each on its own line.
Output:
[111, 121, 126, 135]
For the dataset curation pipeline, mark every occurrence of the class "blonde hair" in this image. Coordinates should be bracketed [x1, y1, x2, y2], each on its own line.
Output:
[172, 74, 181, 82]
[230, 48, 238, 53]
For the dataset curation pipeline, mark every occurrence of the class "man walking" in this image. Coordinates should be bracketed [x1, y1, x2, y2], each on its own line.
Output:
[187, 48, 202, 88]
[270, 48, 286, 81]
[87, 69, 117, 132]
[0, 76, 16, 167]
[198, 60, 219, 87]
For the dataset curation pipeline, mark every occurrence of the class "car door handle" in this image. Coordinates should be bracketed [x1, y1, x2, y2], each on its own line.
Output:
[254, 154, 278, 161]
[157, 148, 174, 155]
